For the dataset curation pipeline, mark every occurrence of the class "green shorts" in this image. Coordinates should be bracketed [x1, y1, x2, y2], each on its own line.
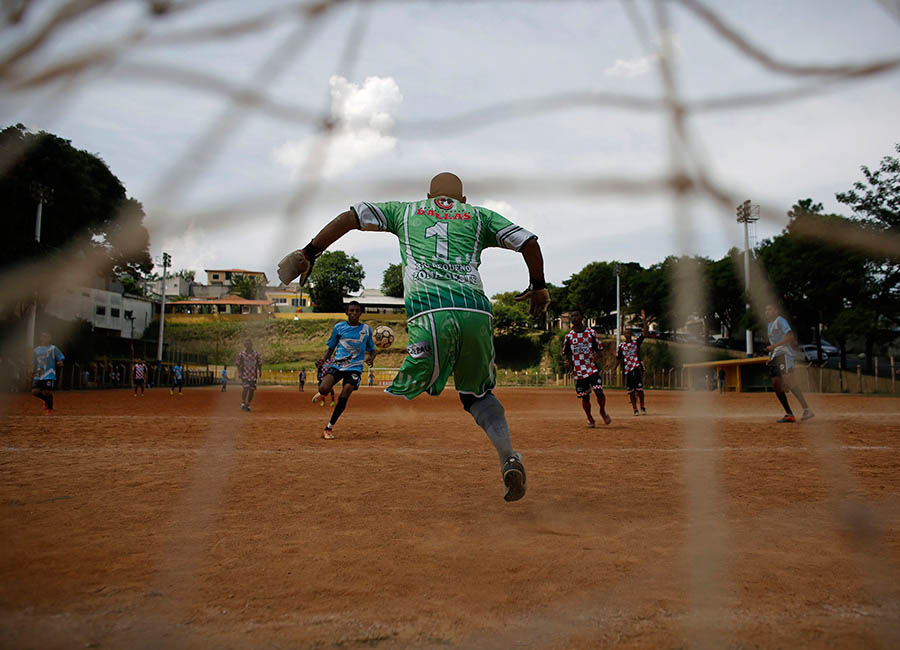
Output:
[386, 310, 495, 399]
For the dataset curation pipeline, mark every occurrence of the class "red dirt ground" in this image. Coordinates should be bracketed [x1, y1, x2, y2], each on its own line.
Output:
[1, 386, 898, 649]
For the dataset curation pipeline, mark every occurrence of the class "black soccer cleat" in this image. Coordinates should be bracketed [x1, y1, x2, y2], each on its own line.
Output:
[502, 454, 527, 502]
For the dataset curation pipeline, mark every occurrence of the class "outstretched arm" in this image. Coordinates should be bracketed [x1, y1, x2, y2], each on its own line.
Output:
[278, 211, 359, 285]
[513, 238, 550, 316]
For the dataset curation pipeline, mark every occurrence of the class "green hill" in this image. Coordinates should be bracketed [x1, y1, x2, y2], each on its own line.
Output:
[151, 317, 409, 370]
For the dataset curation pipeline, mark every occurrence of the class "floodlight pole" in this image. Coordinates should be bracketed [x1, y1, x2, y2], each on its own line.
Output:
[736, 200, 758, 357]
[615, 264, 621, 345]
[156, 252, 171, 384]
[25, 184, 52, 354]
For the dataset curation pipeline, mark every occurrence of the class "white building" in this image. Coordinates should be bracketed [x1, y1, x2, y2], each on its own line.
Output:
[143, 275, 191, 299]
[344, 288, 405, 314]
[45, 287, 155, 339]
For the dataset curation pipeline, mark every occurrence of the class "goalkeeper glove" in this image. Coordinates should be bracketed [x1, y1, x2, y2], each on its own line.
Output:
[277, 242, 323, 286]
[514, 279, 551, 317]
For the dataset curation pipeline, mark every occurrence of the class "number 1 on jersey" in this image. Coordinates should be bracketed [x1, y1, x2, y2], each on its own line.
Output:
[424, 222, 449, 260]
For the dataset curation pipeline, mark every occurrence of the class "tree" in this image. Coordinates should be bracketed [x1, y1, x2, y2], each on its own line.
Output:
[756, 200, 869, 361]
[565, 261, 617, 330]
[119, 273, 144, 297]
[836, 144, 900, 370]
[229, 273, 261, 300]
[175, 269, 195, 283]
[308, 251, 364, 312]
[546, 282, 569, 319]
[631, 260, 672, 331]
[706, 250, 745, 339]
[491, 291, 533, 333]
[381, 263, 403, 298]
[0, 124, 152, 280]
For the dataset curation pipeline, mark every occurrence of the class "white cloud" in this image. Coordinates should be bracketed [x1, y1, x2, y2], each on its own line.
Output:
[480, 199, 537, 234]
[273, 75, 403, 179]
[604, 54, 658, 78]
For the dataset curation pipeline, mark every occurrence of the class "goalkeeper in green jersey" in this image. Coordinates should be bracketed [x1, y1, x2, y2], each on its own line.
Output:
[278, 172, 549, 502]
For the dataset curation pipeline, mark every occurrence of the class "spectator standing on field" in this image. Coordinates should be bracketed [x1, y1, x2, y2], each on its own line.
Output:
[237, 340, 262, 411]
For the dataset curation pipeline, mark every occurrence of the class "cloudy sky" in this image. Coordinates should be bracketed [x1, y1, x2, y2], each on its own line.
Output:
[2, 0, 899, 298]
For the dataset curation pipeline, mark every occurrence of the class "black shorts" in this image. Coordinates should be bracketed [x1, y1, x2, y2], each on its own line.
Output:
[326, 368, 362, 390]
[767, 356, 792, 378]
[173, 378, 184, 386]
[32, 379, 55, 391]
[574, 371, 603, 398]
[134, 378, 145, 386]
[625, 367, 644, 392]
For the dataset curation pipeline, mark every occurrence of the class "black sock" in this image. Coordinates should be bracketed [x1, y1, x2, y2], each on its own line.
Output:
[329, 395, 349, 425]
[776, 392, 792, 414]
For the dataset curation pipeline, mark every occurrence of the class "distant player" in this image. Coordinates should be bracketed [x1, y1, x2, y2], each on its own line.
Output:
[312, 361, 335, 406]
[314, 301, 376, 439]
[765, 304, 814, 422]
[615, 309, 648, 415]
[562, 309, 611, 427]
[237, 339, 262, 411]
[277, 171, 549, 501]
[170, 362, 184, 395]
[133, 359, 148, 397]
[221, 365, 228, 392]
[31, 332, 64, 414]
[298, 368, 306, 392]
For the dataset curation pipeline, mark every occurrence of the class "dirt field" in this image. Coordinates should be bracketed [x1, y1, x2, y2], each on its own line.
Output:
[1, 386, 898, 649]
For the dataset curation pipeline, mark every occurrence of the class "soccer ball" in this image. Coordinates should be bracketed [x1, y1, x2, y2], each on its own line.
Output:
[373, 325, 395, 349]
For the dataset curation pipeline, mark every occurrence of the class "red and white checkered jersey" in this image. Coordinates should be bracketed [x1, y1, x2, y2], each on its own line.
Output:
[563, 327, 602, 379]
[237, 349, 262, 381]
[617, 335, 644, 373]
[134, 363, 147, 380]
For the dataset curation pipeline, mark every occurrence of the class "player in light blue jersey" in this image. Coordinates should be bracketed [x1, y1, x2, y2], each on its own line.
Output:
[765, 304, 813, 422]
[170, 363, 184, 395]
[315, 301, 376, 439]
[32, 332, 64, 414]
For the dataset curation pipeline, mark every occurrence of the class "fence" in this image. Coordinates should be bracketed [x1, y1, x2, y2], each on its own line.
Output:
[797, 359, 898, 395]
[58, 361, 216, 390]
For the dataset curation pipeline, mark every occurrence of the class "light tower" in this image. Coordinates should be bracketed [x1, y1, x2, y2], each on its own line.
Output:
[25, 182, 54, 354]
[736, 200, 758, 356]
[155, 252, 171, 383]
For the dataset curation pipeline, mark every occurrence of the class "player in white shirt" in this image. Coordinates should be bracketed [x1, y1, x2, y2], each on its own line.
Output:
[765, 304, 813, 422]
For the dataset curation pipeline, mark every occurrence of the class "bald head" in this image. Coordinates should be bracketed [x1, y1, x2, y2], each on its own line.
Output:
[428, 172, 466, 203]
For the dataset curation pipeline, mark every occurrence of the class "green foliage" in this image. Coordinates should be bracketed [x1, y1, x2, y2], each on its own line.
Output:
[156, 317, 406, 368]
[0, 124, 152, 278]
[565, 261, 616, 328]
[547, 330, 569, 374]
[835, 143, 900, 368]
[119, 273, 144, 296]
[494, 333, 544, 369]
[309, 250, 365, 312]
[229, 273, 262, 300]
[641, 341, 674, 372]
[491, 291, 533, 333]
[381, 263, 403, 298]
[546, 282, 569, 318]
[756, 201, 869, 347]
[706, 249, 745, 336]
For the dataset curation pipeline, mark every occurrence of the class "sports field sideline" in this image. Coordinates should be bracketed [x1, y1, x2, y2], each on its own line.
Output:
[1, 387, 898, 649]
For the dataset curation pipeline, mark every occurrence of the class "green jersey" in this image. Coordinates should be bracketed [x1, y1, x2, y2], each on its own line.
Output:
[352, 197, 536, 320]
